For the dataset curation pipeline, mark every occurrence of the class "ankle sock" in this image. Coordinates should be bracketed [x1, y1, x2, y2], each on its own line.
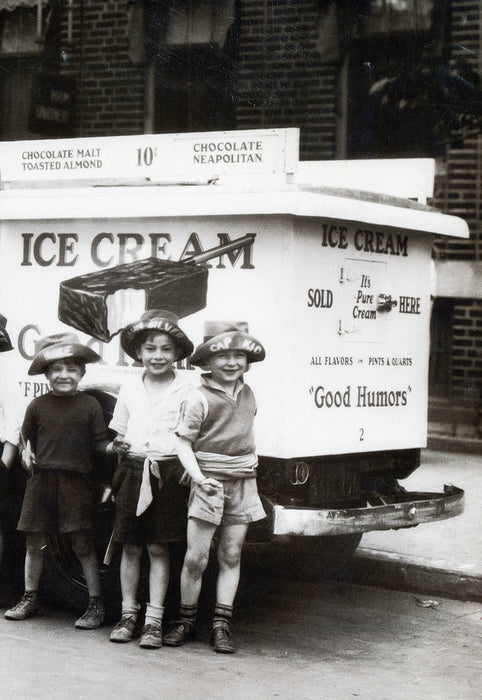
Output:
[121, 601, 140, 619]
[145, 603, 164, 626]
[213, 603, 233, 628]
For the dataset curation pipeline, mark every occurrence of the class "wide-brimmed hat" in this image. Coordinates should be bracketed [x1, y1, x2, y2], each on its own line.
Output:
[190, 321, 265, 366]
[120, 309, 194, 361]
[29, 333, 101, 376]
[0, 315, 13, 353]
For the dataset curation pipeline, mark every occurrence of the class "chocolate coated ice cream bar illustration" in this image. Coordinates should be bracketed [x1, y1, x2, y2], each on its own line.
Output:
[58, 235, 255, 342]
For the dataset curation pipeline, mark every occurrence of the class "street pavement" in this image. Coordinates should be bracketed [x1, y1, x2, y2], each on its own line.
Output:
[340, 448, 482, 602]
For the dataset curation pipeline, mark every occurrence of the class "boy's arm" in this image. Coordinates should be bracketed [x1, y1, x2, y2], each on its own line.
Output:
[0, 441, 17, 471]
[20, 403, 36, 473]
[176, 436, 221, 495]
[110, 433, 130, 455]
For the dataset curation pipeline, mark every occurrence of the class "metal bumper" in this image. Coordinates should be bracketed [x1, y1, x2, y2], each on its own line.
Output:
[269, 484, 465, 537]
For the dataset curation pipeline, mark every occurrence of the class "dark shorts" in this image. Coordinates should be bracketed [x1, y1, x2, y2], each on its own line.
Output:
[17, 470, 95, 534]
[0, 463, 12, 513]
[112, 457, 188, 546]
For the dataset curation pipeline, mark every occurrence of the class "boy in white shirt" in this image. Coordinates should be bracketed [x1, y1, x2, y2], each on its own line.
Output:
[109, 310, 194, 649]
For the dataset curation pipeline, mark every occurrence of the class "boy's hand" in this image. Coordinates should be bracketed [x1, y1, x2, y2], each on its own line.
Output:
[21, 440, 36, 473]
[197, 477, 222, 496]
[179, 470, 191, 486]
[111, 437, 130, 455]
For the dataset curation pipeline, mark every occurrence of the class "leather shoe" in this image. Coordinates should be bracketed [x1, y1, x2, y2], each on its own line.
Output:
[211, 622, 235, 654]
[162, 620, 195, 646]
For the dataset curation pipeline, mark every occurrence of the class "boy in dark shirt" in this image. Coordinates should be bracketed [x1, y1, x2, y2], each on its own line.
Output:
[5, 333, 114, 629]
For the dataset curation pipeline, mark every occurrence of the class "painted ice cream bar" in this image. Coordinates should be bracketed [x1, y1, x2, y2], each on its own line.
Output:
[58, 235, 255, 342]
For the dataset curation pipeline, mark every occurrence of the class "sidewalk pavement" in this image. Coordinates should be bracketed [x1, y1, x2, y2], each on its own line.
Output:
[339, 448, 482, 602]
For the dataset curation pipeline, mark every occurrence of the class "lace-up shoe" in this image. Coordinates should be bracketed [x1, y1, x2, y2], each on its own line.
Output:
[211, 622, 235, 654]
[110, 614, 137, 642]
[4, 592, 39, 621]
[75, 597, 105, 629]
[139, 622, 163, 648]
[162, 620, 195, 646]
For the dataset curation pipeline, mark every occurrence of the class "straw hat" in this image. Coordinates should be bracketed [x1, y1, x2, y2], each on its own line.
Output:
[29, 333, 101, 376]
[120, 309, 193, 361]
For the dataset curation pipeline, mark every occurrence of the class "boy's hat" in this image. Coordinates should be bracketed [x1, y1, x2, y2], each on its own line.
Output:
[28, 333, 101, 376]
[190, 321, 265, 366]
[0, 315, 13, 353]
[120, 309, 194, 361]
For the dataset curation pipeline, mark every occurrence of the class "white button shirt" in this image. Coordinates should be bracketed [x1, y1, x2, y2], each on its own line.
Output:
[0, 375, 24, 447]
[109, 370, 193, 460]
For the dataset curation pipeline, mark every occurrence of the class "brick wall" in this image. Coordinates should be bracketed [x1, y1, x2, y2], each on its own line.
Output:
[434, 0, 482, 262]
[236, 0, 338, 160]
[452, 300, 482, 404]
[61, 0, 145, 136]
[432, 0, 482, 406]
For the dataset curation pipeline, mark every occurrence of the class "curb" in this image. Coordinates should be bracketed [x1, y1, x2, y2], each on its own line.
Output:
[427, 434, 482, 455]
[338, 548, 482, 603]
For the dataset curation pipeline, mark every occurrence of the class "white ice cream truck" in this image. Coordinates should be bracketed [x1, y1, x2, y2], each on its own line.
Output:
[0, 128, 467, 604]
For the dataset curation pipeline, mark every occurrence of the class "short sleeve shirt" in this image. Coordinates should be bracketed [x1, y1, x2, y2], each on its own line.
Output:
[109, 370, 193, 459]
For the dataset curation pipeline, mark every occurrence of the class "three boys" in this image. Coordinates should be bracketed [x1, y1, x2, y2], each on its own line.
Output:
[3, 317, 266, 655]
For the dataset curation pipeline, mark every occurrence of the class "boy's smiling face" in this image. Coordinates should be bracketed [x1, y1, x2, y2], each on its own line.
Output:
[205, 350, 248, 388]
[45, 358, 85, 396]
[137, 331, 178, 378]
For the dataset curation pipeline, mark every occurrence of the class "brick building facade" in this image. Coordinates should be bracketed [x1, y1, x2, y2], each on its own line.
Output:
[0, 0, 480, 427]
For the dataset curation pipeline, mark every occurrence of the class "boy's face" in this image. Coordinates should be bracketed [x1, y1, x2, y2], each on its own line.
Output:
[137, 331, 178, 377]
[205, 351, 248, 387]
[45, 359, 85, 396]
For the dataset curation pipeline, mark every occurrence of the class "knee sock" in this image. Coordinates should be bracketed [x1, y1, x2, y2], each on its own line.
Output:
[213, 603, 233, 628]
[145, 603, 164, 627]
[179, 603, 197, 629]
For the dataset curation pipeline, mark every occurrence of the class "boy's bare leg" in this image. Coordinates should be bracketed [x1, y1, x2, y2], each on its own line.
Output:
[71, 530, 101, 597]
[119, 544, 142, 608]
[24, 532, 47, 591]
[72, 530, 106, 629]
[210, 523, 249, 653]
[109, 544, 143, 642]
[216, 523, 249, 606]
[4, 533, 45, 620]
[146, 542, 170, 608]
[180, 518, 217, 605]
[163, 519, 217, 647]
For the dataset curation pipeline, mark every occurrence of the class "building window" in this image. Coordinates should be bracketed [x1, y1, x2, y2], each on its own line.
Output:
[136, 0, 238, 133]
[0, 2, 54, 140]
[347, 0, 451, 158]
[154, 43, 236, 133]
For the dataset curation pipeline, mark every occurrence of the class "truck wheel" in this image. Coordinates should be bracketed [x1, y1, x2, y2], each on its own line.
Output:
[40, 510, 123, 618]
[247, 534, 362, 581]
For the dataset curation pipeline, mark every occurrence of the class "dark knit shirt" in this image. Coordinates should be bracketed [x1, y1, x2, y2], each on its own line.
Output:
[22, 391, 110, 475]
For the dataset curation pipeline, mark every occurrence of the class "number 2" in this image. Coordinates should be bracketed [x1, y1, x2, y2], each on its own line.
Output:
[359, 428, 365, 441]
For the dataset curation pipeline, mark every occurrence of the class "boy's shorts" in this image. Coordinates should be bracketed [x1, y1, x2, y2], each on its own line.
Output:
[188, 477, 266, 526]
[17, 470, 94, 534]
[112, 457, 188, 545]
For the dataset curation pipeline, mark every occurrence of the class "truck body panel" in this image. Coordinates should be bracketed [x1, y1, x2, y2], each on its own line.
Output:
[0, 129, 469, 546]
